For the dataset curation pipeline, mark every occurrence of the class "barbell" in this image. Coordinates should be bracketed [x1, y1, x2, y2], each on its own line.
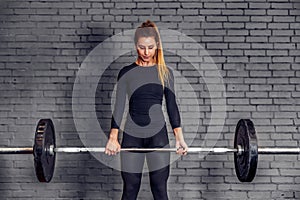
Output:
[0, 118, 299, 183]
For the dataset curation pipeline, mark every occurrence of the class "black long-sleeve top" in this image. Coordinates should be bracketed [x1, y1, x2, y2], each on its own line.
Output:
[111, 62, 181, 137]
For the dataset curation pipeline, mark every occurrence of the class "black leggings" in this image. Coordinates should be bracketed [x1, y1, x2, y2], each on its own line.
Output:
[120, 126, 170, 200]
[121, 166, 169, 200]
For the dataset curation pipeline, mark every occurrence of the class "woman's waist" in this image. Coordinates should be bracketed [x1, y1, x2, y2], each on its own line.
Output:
[125, 112, 165, 122]
[129, 103, 163, 115]
[124, 115, 166, 130]
[123, 121, 167, 138]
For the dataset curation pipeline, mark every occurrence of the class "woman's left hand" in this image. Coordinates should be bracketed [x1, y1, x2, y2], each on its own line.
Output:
[173, 127, 188, 156]
[175, 139, 188, 156]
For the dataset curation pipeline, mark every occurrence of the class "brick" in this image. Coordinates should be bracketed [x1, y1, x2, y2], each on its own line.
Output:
[269, 22, 289, 29]
[245, 50, 266, 56]
[249, 191, 272, 198]
[75, 2, 91, 8]
[204, 3, 225, 8]
[251, 16, 273, 22]
[181, 3, 203, 9]
[271, 37, 293, 45]
[250, 98, 273, 105]
[228, 30, 249, 36]
[178, 191, 201, 198]
[177, 9, 198, 16]
[161, 16, 183, 22]
[274, 43, 296, 49]
[200, 9, 221, 15]
[246, 36, 268, 43]
[206, 30, 226, 36]
[273, 85, 295, 91]
[273, 16, 295, 22]
[224, 191, 248, 199]
[226, 3, 248, 9]
[280, 169, 300, 176]
[272, 30, 294, 36]
[272, 191, 295, 199]
[252, 43, 276, 49]
[267, 50, 288, 56]
[115, 2, 136, 9]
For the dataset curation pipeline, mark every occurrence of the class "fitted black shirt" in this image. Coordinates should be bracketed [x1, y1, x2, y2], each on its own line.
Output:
[111, 62, 181, 137]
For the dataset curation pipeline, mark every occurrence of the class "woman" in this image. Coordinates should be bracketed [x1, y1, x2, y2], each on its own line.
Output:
[105, 20, 188, 200]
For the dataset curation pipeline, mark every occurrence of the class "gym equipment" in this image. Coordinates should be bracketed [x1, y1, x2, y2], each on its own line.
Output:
[0, 118, 299, 183]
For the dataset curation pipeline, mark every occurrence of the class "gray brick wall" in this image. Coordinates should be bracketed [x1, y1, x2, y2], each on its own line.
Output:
[0, 0, 299, 199]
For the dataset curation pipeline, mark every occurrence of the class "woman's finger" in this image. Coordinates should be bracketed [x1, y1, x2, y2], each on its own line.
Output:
[117, 145, 121, 152]
[112, 148, 116, 155]
[105, 148, 109, 155]
[176, 146, 188, 155]
[176, 148, 183, 155]
[176, 147, 181, 154]
[183, 146, 188, 155]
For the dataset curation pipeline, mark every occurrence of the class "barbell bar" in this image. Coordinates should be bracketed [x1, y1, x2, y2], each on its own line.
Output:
[0, 118, 299, 183]
[0, 147, 240, 154]
[3, 146, 300, 155]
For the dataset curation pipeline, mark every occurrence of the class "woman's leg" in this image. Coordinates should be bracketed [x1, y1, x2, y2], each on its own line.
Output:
[148, 165, 170, 200]
[121, 133, 145, 200]
[146, 125, 170, 200]
[121, 170, 142, 200]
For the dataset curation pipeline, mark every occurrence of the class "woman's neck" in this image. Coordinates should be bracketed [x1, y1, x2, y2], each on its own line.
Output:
[135, 59, 156, 67]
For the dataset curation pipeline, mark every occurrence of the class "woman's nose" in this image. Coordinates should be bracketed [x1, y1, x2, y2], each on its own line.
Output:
[144, 48, 149, 55]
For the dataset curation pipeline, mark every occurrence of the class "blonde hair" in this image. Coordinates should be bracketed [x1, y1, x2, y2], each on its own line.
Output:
[134, 20, 170, 88]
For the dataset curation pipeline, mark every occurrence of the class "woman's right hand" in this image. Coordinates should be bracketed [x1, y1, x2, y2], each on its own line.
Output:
[105, 138, 121, 156]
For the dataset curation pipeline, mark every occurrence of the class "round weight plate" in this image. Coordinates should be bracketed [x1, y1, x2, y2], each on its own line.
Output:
[33, 119, 56, 182]
[234, 119, 258, 182]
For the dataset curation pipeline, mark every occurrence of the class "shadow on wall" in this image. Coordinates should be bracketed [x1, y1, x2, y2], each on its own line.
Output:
[0, 6, 121, 198]
[95, 56, 134, 199]
[71, 25, 123, 199]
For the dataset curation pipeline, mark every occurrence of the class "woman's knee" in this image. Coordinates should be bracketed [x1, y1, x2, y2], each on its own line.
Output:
[149, 166, 169, 189]
[122, 172, 142, 189]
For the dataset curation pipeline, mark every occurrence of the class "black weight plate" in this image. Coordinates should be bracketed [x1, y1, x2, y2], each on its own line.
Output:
[234, 119, 258, 182]
[33, 119, 56, 182]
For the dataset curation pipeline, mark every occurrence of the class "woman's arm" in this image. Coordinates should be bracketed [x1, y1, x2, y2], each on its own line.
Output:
[106, 69, 127, 155]
[110, 68, 127, 130]
[164, 69, 181, 129]
[164, 69, 188, 155]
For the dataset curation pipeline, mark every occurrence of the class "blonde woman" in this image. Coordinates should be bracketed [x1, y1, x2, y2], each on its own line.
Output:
[105, 20, 188, 200]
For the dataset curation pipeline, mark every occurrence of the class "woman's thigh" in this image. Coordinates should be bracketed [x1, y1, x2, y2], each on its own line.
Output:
[121, 132, 145, 173]
[146, 125, 170, 172]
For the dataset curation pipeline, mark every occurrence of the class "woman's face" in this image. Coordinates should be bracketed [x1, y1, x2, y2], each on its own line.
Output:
[136, 36, 158, 63]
